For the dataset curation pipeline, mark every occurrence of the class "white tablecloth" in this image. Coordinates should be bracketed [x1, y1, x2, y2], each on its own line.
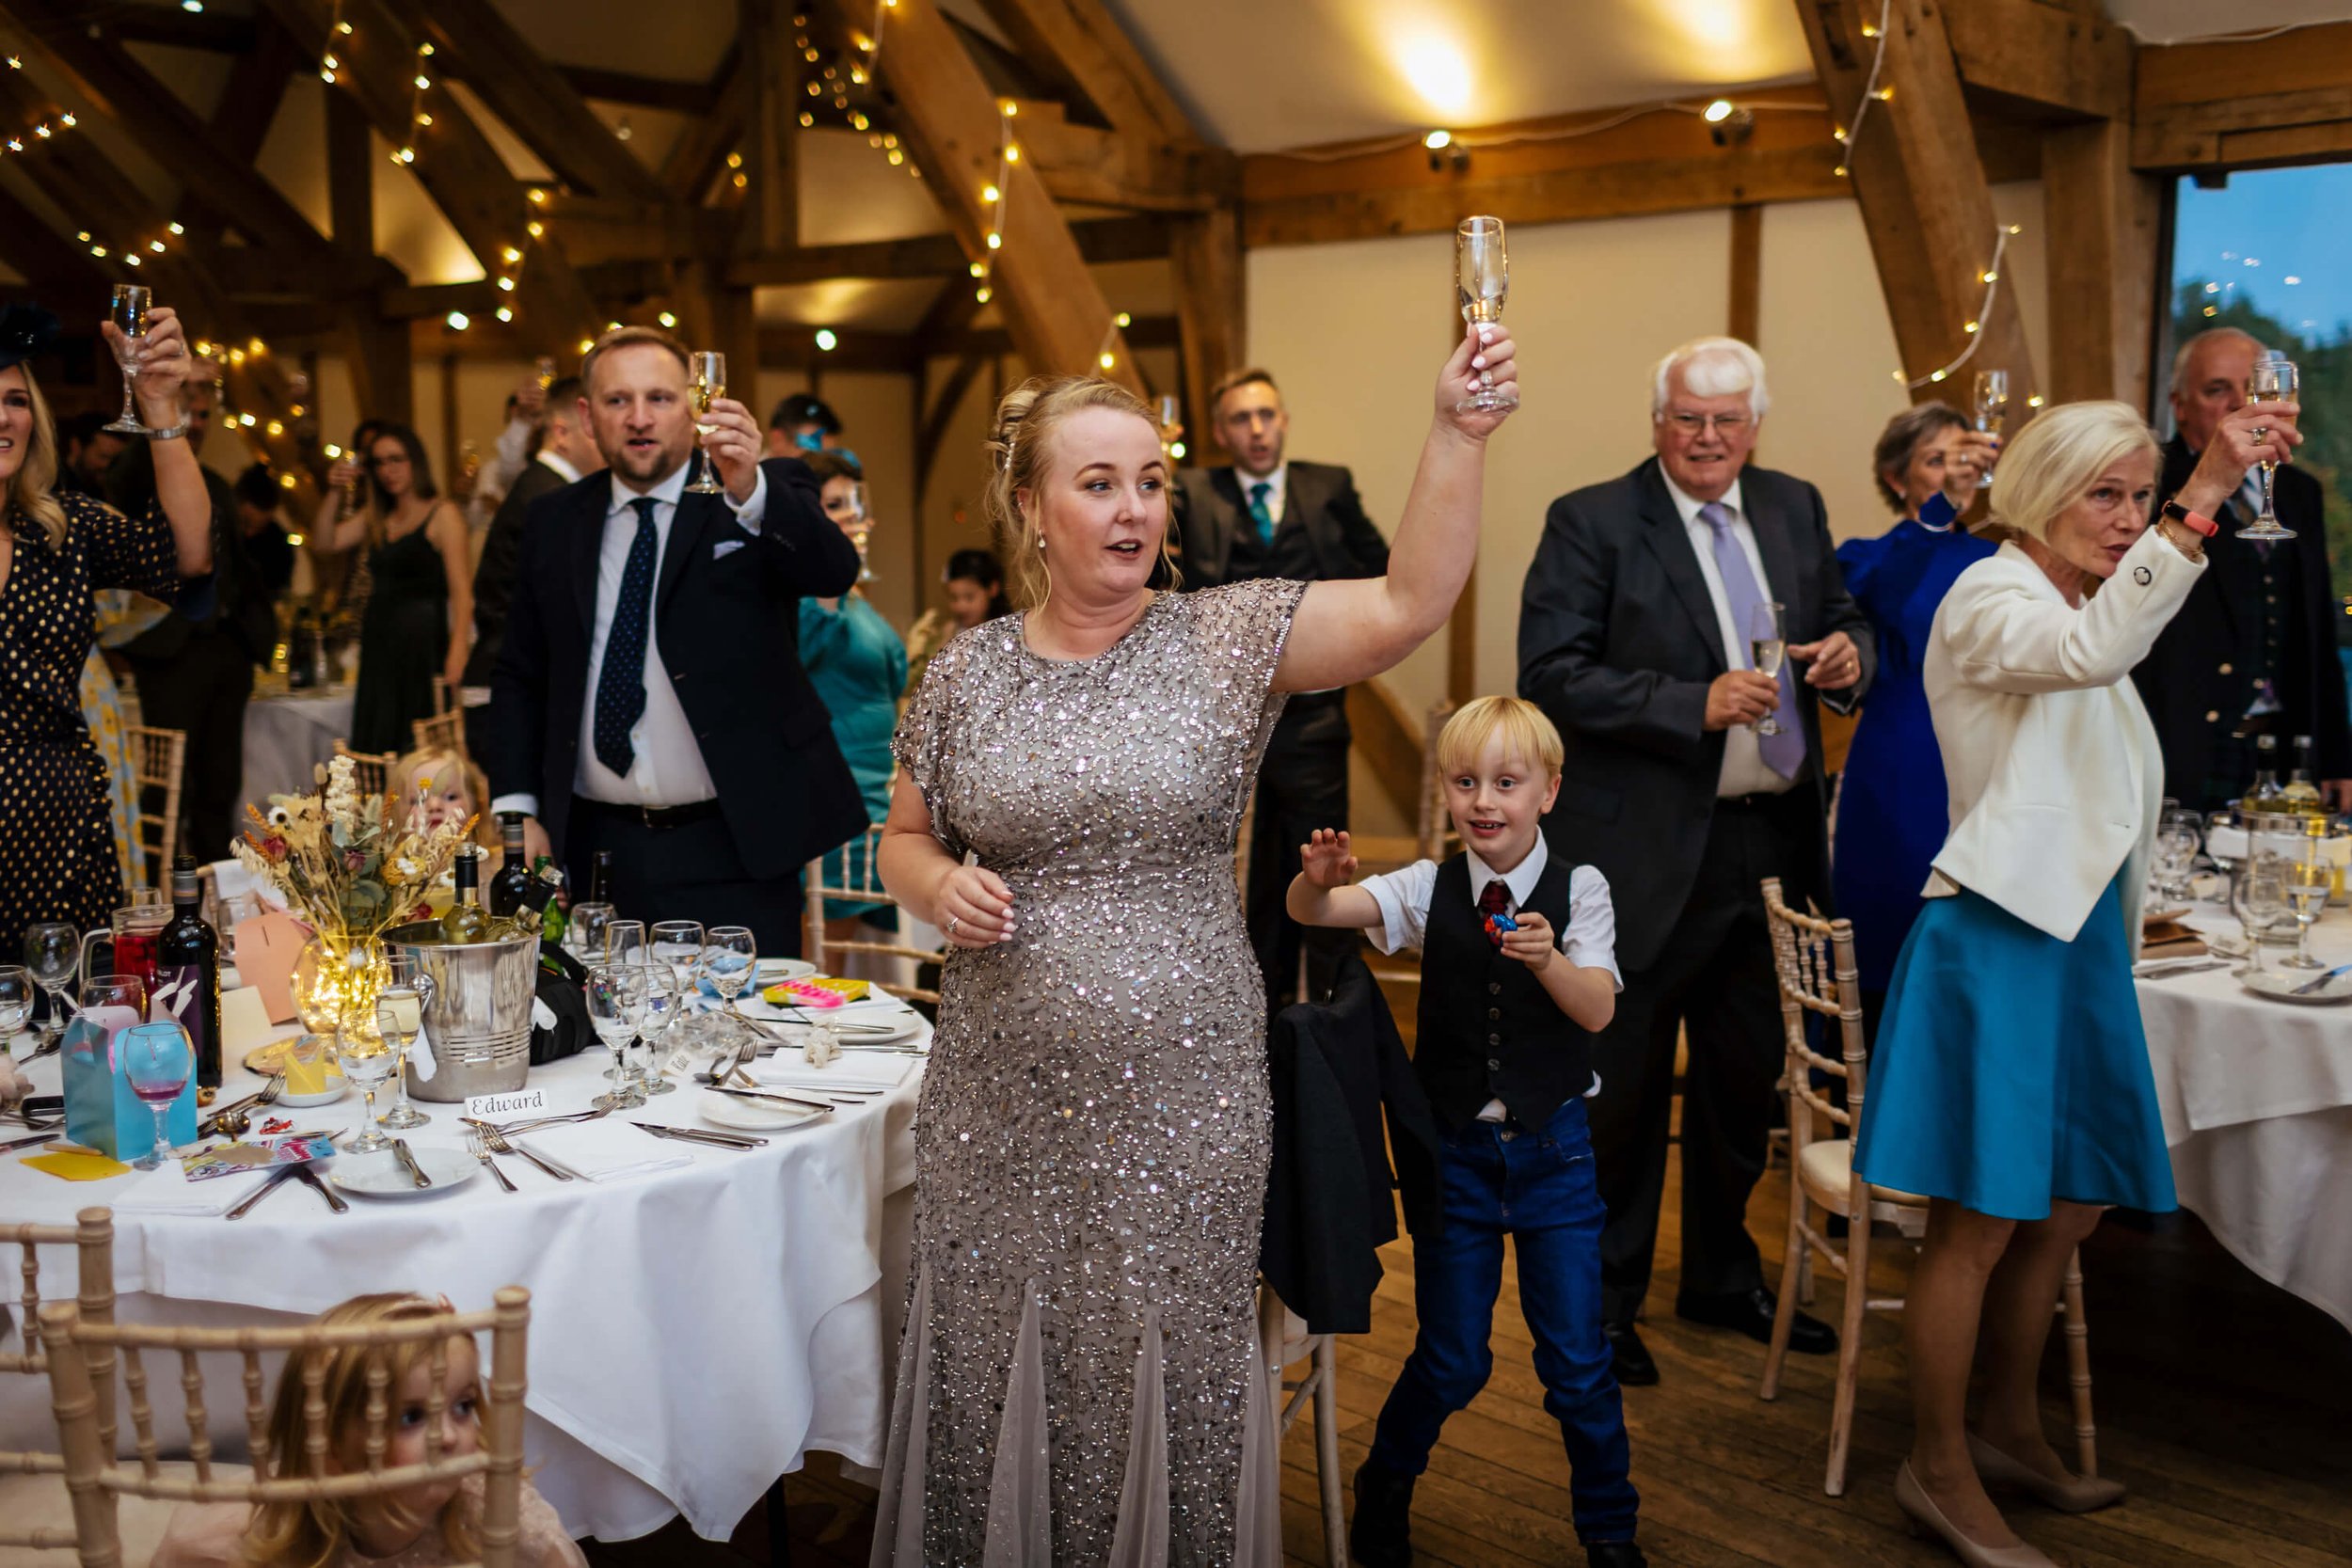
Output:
[2137, 902, 2352, 1329]
[239, 688, 355, 813]
[0, 1021, 925, 1542]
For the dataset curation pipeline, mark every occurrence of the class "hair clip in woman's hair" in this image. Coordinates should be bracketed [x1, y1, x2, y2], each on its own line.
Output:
[0, 301, 62, 371]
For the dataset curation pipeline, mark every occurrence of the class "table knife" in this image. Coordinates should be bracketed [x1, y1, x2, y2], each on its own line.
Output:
[391, 1138, 433, 1189]
[708, 1085, 836, 1114]
[2289, 962, 2352, 995]
[294, 1163, 348, 1213]
[227, 1168, 298, 1220]
[632, 1121, 767, 1150]
[0, 1129, 62, 1154]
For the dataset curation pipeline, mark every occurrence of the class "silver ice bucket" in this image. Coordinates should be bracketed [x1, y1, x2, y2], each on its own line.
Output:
[384, 921, 539, 1101]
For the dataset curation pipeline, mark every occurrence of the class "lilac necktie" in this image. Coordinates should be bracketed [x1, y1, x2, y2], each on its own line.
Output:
[1698, 500, 1804, 779]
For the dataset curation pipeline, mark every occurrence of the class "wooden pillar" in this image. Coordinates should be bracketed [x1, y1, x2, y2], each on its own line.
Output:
[2042, 119, 2162, 408]
[327, 89, 413, 425]
[1170, 208, 1246, 450]
[1728, 202, 1763, 346]
[739, 0, 801, 256]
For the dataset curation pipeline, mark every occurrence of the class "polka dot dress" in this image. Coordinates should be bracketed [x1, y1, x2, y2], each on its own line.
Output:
[0, 488, 182, 959]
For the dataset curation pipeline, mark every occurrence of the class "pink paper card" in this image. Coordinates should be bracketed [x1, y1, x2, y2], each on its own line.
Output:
[232, 911, 309, 1023]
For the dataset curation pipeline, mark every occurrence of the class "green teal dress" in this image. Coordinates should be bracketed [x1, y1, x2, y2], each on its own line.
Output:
[800, 592, 907, 920]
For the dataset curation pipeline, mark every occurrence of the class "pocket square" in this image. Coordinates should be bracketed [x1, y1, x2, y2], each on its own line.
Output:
[712, 539, 746, 560]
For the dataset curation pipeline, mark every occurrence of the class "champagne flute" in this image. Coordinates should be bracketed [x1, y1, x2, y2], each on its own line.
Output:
[24, 923, 79, 1054]
[534, 355, 557, 391]
[373, 950, 435, 1131]
[1748, 599, 1788, 737]
[1454, 216, 1517, 414]
[685, 351, 726, 495]
[2239, 354, 2299, 541]
[849, 481, 876, 583]
[118, 1021, 192, 1171]
[104, 284, 152, 435]
[1972, 370, 2009, 489]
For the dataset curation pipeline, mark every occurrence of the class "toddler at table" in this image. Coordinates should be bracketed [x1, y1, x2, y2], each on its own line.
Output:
[151, 1291, 583, 1568]
[1287, 695, 1644, 1568]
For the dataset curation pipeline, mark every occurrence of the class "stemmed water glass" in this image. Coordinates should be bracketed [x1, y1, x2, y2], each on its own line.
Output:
[2283, 855, 2332, 971]
[373, 950, 436, 1131]
[604, 919, 647, 970]
[565, 902, 615, 967]
[704, 926, 758, 1048]
[104, 284, 152, 435]
[0, 965, 35, 1060]
[1748, 600, 1787, 737]
[118, 1021, 192, 1171]
[2239, 354, 2300, 541]
[1972, 370, 2010, 489]
[586, 962, 648, 1110]
[2155, 808, 2204, 902]
[1453, 216, 1517, 414]
[637, 968, 681, 1096]
[651, 919, 707, 1054]
[2233, 855, 2290, 976]
[24, 923, 79, 1055]
[686, 351, 726, 495]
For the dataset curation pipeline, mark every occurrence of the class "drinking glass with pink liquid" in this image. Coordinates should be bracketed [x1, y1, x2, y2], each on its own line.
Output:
[119, 1021, 193, 1170]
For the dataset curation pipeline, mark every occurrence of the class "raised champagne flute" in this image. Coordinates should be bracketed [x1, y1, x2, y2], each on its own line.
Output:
[2239, 354, 2299, 541]
[104, 284, 152, 435]
[1748, 599, 1788, 737]
[686, 351, 726, 495]
[1972, 369, 2009, 489]
[373, 949, 434, 1130]
[1454, 216, 1517, 415]
[534, 355, 558, 391]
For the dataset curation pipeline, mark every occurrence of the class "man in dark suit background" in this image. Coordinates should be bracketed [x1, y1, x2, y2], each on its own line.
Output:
[1172, 366, 1391, 1009]
[487, 328, 864, 953]
[2134, 326, 2350, 811]
[1518, 337, 1873, 1386]
[464, 375, 600, 760]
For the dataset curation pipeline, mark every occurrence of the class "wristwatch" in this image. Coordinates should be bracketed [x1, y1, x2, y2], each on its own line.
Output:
[144, 420, 190, 441]
[2159, 499, 2217, 537]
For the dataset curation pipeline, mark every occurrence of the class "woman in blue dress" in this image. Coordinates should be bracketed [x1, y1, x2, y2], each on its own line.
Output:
[800, 451, 909, 950]
[1853, 397, 2290, 1567]
[1832, 404, 1999, 1023]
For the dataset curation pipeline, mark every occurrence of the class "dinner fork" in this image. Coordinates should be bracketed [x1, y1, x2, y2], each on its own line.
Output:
[477, 1123, 574, 1182]
[466, 1126, 517, 1193]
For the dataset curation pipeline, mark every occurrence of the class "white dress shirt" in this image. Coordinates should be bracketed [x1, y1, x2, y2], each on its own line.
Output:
[1659, 469, 1795, 799]
[535, 450, 582, 485]
[1235, 462, 1288, 528]
[490, 461, 771, 820]
[1359, 834, 1620, 1118]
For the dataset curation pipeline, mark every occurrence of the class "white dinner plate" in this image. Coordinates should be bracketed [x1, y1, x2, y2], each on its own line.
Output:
[769, 1008, 925, 1047]
[696, 1088, 828, 1132]
[328, 1147, 480, 1197]
[2237, 968, 2352, 1006]
[756, 958, 818, 982]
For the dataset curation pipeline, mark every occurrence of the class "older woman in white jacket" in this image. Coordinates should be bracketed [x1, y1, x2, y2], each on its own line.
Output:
[1851, 395, 2295, 1568]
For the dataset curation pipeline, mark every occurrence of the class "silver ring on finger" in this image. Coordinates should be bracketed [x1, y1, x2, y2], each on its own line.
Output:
[944, 914, 961, 939]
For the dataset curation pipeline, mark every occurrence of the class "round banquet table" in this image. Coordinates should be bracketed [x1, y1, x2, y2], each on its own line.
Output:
[0, 1013, 925, 1544]
[2138, 899, 2352, 1331]
[238, 685, 356, 815]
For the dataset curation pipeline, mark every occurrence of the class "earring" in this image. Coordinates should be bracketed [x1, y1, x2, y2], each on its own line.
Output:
[1034, 532, 1051, 611]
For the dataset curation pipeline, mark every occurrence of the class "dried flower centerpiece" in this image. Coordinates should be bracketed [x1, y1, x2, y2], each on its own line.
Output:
[236, 755, 477, 1040]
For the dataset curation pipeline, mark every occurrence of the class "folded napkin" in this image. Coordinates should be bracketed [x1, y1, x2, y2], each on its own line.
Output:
[2134, 954, 2223, 978]
[751, 1049, 911, 1091]
[112, 1161, 276, 1216]
[524, 1118, 693, 1182]
[2140, 921, 2209, 960]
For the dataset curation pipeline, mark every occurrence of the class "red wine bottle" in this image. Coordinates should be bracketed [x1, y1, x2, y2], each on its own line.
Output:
[153, 855, 223, 1088]
[487, 812, 535, 918]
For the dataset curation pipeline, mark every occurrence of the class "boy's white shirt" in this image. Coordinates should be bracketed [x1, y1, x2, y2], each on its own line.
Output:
[1356, 833, 1619, 1117]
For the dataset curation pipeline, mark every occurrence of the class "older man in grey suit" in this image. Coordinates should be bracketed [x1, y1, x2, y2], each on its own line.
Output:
[1518, 337, 1874, 1386]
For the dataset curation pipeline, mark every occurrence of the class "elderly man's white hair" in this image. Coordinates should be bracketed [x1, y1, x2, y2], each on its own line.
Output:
[1652, 336, 1770, 420]
[2169, 325, 2266, 396]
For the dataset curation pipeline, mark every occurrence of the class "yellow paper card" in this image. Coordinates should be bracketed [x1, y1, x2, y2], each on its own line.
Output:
[22, 1151, 132, 1181]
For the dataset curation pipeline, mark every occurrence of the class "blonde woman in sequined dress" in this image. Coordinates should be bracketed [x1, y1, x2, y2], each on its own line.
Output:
[873, 325, 1517, 1566]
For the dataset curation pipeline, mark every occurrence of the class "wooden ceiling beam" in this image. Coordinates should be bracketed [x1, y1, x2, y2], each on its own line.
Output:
[563, 58, 734, 115]
[972, 0, 1197, 142]
[394, 0, 664, 203]
[210, 12, 304, 165]
[0, 176, 110, 296]
[256, 0, 605, 358]
[660, 53, 753, 203]
[0, 7, 347, 272]
[915, 352, 987, 501]
[1794, 0, 2037, 408]
[2042, 118, 2160, 407]
[723, 214, 1168, 286]
[1942, 0, 2132, 120]
[2132, 22, 2352, 171]
[1169, 209, 1243, 450]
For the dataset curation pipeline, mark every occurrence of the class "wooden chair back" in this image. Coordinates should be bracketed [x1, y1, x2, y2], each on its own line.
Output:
[411, 709, 467, 761]
[1760, 876, 1867, 1157]
[123, 725, 187, 890]
[803, 824, 947, 1006]
[3, 1208, 116, 1550]
[37, 1288, 531, 1568]
[331, 741, 397, 800]
[1416, 698, 1459, 863]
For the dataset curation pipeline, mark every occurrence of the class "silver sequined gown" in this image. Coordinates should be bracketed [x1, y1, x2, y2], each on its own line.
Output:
[873, 579, 1303, 1568]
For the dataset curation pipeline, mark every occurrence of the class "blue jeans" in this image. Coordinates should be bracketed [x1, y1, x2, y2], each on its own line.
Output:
[1367, 1098, 1639, 1544]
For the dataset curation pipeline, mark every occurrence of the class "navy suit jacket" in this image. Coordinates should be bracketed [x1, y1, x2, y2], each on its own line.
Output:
[485, 456, 866, 879]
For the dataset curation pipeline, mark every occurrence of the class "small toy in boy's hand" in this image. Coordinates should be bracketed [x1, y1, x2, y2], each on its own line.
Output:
[1484, 911, 1518, 947]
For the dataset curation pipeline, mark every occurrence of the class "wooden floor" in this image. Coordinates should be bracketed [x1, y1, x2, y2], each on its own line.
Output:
[587, 1147, 2352, 1568]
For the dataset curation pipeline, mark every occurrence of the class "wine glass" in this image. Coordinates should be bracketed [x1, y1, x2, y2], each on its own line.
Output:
[339, 1033, 396, 1154]
[637, 967, 680, 1096]
[704, 925, 758, 1047]
[1453, 216, 1517, 415]
[2239, 355, 2300, 542]
[2156, 808, 2204, 901]
[848, 482, 876, 583]
[685, 350, 726, 495]
[2233, 855, 2290, 976]
[1972, 370, 2009, 489]
[373, 950, 435, 1131]
[651, 918, 707, 1053]
[605, 919, 647, 971]
[24, 923, 80, 1053]
[566, 902, 615, 967]
[104, 284, 152, 436]
[2283, 855, 2332, 971]
[117, 1021, 192, 1171]
[0, 965, 33, 1057]
[1747, 599, 1788, 737]
[586, 962, 648, 1109]
[2204, 809, 2241, 886]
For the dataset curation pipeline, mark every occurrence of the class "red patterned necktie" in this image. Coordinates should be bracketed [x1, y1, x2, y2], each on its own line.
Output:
[1479, 879, 1510, 947]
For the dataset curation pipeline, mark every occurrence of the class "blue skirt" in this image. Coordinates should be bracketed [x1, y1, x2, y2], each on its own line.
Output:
[1852, 874, 2175, 1221]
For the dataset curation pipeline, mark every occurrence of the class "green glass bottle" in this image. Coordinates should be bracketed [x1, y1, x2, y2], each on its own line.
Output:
[536, 856, 568, 947]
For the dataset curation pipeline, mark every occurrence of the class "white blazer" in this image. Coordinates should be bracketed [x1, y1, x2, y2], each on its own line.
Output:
[1922, 525, 2206, 948]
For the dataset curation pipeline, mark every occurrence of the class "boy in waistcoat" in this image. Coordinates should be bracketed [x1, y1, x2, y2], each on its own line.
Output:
[1289, 695, 1642, 1568]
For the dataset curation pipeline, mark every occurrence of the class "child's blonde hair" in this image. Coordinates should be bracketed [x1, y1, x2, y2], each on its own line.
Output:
[389, 745, 494, 850]
[1437, 696, 1565, 778]
[240, 1293, 482, 1568]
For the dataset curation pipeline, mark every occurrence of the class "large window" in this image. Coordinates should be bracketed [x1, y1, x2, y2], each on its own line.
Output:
[2169, 166, 2352, 600]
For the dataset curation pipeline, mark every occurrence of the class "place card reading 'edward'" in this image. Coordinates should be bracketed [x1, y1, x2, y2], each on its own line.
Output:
[466, 1087, 549, 1121]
